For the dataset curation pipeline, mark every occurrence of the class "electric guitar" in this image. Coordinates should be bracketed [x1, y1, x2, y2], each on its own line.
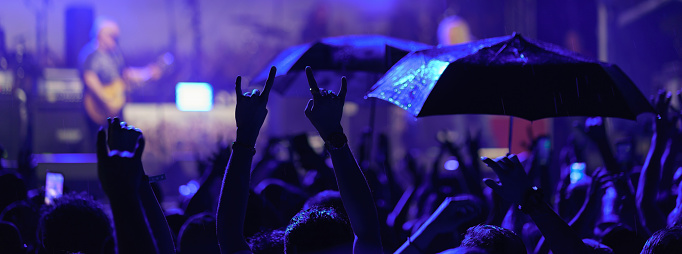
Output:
[83, 53, 174, 126]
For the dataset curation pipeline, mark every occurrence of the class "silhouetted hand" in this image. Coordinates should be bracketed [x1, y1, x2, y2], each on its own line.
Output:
[235, 66, 275, 147]
[97, 117, 145, 197]
[582, 117, 608, 144]
[304, 66, 347, 140]
[482, 155, 533, 205]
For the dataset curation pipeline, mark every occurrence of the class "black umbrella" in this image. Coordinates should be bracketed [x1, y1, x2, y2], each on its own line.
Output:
[252, 35, 429, 158]
[366, 33, 655, 150]
[252, 35, 430, 101]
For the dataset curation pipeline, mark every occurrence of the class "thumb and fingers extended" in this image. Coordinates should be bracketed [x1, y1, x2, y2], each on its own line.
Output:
[481, 157, 505, 175]
[235, 76, 243, 96]
[338, 76, 347, 100]
[483, 178, 502, 192]
[508, 154, 521, 165]
[262, 66, 276, 99]
[305, 66, 320, 98]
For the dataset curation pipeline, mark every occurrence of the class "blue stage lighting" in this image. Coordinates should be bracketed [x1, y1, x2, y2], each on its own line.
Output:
[176, 82, 213, 111]
[444, 159, 459, 171]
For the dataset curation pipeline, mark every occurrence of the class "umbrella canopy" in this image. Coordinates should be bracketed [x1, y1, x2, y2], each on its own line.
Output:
[252, 35, 430, 100]
[366, 33, 655, 121]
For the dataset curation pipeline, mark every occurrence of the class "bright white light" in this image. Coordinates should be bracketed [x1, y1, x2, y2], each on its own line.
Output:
[570, 162, 586, 184]
[187, 180, 199, 194]
[179, 179, 200, 197]
[176, 82, 213, 111]
[179, 185, 190, 196]
[444, 159, 459, 171]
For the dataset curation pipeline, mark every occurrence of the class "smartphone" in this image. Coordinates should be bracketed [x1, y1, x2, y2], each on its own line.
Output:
[570, 162, 586, 184]
[45, 171, 64, 205]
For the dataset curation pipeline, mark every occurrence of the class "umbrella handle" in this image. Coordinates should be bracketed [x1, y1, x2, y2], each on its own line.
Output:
[508, 116, 513, 155]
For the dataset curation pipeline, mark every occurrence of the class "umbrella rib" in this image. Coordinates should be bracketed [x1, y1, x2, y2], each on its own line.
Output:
[576, 77, 580, 97]
[489, 43, 508, 66]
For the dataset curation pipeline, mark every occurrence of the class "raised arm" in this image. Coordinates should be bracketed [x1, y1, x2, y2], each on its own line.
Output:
[304, 67, 383, 253]
[185, 143, 230, 217]
[580, 117, 620, 173]
[394, 195, 480, 254]
[216, 67, 275, 254]
[637, 91, 672, 234]
[139, 171, 176, 253]
[127, 123, 175, 253]
[482, 155, 592, 254]
[97, 118, 158, 254]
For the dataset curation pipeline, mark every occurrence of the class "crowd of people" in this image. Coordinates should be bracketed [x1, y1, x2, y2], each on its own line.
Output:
[1, 66, 682, 254]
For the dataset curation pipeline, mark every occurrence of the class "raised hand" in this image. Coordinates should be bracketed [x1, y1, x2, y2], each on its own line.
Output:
[97, 118, 166, 254]
[483, 155, 592, 254]
[235, 66, 276, 147]
[577, 116, 620, 173]
[304, 66, 347, 140]
[482, 155, 533, 205]
[582, 117, 608, 143]
[303, 66, 383, 253]
[97, 117, 145, 197]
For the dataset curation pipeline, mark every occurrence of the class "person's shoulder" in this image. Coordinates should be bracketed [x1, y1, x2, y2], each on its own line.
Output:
[78, 42, 98, 66]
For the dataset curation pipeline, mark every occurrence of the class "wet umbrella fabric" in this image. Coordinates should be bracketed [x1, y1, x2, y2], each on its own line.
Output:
[366, 33, 655, 121]
[252, 35, 430, 101]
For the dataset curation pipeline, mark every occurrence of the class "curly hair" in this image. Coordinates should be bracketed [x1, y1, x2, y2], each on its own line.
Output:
[284, 206, 354, 253]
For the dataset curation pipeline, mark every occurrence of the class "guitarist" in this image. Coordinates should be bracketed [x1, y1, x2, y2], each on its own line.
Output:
[79, 17, 160, 134]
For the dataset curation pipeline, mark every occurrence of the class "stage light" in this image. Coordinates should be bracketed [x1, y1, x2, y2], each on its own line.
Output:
[179, 179, 200, 197]
[176, 82, 213, 111]
[179, 185, 190, 196]
[444, 159, 459, 171]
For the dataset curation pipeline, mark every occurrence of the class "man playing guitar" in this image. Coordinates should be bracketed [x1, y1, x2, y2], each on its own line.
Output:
[79, 17, 161, 129]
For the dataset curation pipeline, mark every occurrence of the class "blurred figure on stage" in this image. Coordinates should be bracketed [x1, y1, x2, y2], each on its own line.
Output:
[78, 17, 160, 151]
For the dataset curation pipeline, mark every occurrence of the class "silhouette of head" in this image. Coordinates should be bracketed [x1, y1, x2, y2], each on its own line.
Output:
[595, 223, 645, 254]
[302, 190, 345, 214]
[459, 225, 526, 254]
[38, 192, 113, 254]
[248, 229, 285, 254]
[91, 17, 119, 51]
[284, 206, 354, 254]
[0, 221, 25, 253]
[439, 246, 489, 254]
[0, 173, 27, 213]
[177, 212, 220, 254]
[641, 227, 682, 254]
[0, 200, 39, 250]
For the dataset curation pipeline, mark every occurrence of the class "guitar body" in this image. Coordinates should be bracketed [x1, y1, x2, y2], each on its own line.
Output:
[83, 79, 126, 126]
[82, 52, 174, 126]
